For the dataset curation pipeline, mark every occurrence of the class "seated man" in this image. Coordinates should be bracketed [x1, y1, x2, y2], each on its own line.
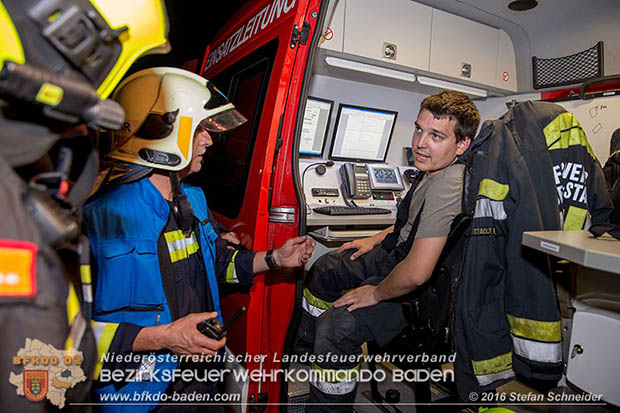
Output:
[83, 67, 314, 412]
[301, 91, 480, 411]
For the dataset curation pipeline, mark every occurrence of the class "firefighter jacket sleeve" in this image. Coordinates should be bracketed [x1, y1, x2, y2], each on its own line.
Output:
[91, 321, 143, 380]
[204, 204, 256, 285]
[214, 237, 256, 285]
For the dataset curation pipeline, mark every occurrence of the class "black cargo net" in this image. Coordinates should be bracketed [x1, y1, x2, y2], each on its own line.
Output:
[533, 41, 603, 89]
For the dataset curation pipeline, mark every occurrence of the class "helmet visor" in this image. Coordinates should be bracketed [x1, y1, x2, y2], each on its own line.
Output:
[200, 108, 247, 132]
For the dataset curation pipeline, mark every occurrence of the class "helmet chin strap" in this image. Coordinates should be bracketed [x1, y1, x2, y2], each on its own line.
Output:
[169, 171, 195, 235]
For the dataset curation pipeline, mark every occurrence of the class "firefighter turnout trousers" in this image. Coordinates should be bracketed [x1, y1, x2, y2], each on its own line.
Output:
[302, 247, 408, 411]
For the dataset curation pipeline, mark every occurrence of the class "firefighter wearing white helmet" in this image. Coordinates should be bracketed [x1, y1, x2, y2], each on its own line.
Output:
[0, 0, 170, 409]
[109, 67, 247, 172]
[82, 67, 314, 410]
[107, 66, 248, 233]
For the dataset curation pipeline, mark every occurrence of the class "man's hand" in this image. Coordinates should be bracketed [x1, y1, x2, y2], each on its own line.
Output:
[274, 236, 316, 268]
[333, 285, 379, 312]
[220, 232, 240, 249]
[161, 312, 226, 356]
[337, 237, 376, 261]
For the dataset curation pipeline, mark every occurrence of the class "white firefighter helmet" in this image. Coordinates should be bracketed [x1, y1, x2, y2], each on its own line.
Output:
[108, 67, 247, 171]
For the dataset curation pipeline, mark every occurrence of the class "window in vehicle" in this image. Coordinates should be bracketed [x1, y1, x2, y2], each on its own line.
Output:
[187, 39, 278, 218]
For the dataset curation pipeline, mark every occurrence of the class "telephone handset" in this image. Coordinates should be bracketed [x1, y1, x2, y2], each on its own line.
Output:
[339, 163, 371, 199]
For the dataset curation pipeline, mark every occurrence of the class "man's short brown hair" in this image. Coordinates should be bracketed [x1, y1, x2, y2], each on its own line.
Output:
[420, 90, 480, 142]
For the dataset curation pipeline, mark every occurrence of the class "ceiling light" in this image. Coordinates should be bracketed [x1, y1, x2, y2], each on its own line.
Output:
[508, 0, 538, 11]
[324, 56, 416, 83]
[417, 76, 488, 98]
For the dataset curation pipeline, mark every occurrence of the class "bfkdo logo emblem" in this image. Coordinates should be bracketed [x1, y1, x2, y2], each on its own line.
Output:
[24, 370, 48, 402]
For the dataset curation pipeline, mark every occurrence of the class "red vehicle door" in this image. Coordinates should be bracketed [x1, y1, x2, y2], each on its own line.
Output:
[190, 0, 326, 409]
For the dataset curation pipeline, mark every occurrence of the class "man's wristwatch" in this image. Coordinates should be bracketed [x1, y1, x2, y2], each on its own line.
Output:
[264, 249, 278, 270]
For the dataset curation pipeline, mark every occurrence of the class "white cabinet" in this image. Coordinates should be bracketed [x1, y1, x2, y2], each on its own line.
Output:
[317, 0, 518, 93]
[496, 29, 517, 91]
[429, 9, 498, 88]
[343, 0, 432, 71]
[318, 0, 345, 52]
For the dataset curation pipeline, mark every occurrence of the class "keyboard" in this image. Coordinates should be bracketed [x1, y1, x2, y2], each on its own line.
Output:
[313, 206, 392, 216]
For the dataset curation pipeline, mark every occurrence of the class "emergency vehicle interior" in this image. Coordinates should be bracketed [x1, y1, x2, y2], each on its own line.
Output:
[293, 0, 620, 411]
[187, 0, 620, 411]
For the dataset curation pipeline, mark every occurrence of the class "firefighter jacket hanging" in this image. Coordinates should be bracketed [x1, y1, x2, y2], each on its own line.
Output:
[454, 101, 613, 399]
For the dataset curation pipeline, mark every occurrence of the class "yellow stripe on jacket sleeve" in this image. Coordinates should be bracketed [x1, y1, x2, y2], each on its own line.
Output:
[225, 250, 240, 284]
[91, 321, 120, 380]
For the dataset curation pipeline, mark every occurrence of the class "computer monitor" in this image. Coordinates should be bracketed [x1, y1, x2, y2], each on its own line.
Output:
[299, 97, 333, 157]
[329, 104, 397, 162]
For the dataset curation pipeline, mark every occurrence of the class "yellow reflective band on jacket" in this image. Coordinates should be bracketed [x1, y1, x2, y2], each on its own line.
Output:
[91, 321, 120, 380]
[544, 112, 596, 160]
[66, 284, 80, 326]
[506, 314, 561, 342]
[80, 264, 93, 304]
[226, 250, 239, 284]
[311, 363, 360, 383]
[164, 230, 199, 263]
[472, 351, 512, 377]
[478, 179, 509, 201]
[564, 205, 588, 230]
[65, 284, 87, 352]
[80, 264, 92, 284]
[302, 288, 334, 317]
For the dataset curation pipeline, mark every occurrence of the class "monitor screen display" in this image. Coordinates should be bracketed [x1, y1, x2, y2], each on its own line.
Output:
[329, 104, 397, 162]
[299, 97, 333, 156]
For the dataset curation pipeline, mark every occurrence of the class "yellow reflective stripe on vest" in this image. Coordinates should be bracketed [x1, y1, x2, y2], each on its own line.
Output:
[226, 250, 239, 284]
[91, 321, 120, 380]
[478, 179, 509, 201]
[564, 205, 588, 230]
[164, 229, 186, 243]
[471, 351, 512, 378]
[544, 112, 596, 160]
[165, 230, 199, 263]
[506, 314, 561, 342]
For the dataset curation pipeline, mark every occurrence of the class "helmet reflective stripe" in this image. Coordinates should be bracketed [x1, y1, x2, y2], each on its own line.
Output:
[177, 116, 193, 160]
[109, 67, 246, 171]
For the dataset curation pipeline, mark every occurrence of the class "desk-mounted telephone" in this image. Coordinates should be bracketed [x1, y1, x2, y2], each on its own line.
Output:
[339, 163, 371, 199]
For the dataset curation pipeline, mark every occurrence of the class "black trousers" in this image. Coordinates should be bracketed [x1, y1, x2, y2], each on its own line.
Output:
[303, 247, 408, 412]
